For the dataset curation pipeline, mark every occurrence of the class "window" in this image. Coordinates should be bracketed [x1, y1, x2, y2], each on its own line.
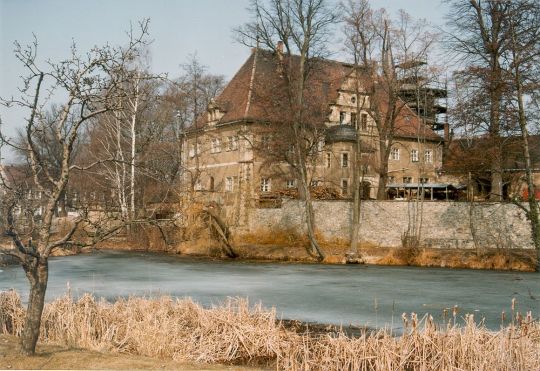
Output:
[226, 136, 238, 151]
[341, 179, 349, 196]
[403, 177, 412, 184]
[189, 144, 196, 158]
[317, 139, 325, 152]
[211, 138, 221, 153]
[411, 149, 419, 162]
[424, 149, 432, 163]
[341, 152, 349, 168]
[351, 112, 357, 129]
[261, 134, 271, 150]
[326, 152, 331, 168]
[388, 176, 395, 184]
[391, 147, 400, 160]
[340, 111, 346, 124]
[420, 177, 429, 184]
[209, 176, 215, 191]
[310, 180, 320, 187]
[225, 177, 234, 192]
[286, 179, 296, 188]
[360, 113, 368, 131]
[260, 178, 271, 192]
[351, 95, 356, 104]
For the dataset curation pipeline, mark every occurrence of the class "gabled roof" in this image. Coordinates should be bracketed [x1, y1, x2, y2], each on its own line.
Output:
[199, 48, 442, 141]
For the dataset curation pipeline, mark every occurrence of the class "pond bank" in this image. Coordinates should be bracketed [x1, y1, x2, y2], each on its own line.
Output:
[95, 236, 537, 272]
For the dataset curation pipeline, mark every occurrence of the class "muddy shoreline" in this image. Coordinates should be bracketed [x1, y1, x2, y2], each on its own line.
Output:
[93, 236, 538, 272]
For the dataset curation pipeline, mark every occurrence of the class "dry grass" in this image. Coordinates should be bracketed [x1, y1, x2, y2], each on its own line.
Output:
[1, 291, 539, 370]
[0, 334, 261, 370]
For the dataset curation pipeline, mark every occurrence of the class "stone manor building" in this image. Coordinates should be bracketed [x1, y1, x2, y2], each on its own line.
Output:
[182, 47, 447, 224]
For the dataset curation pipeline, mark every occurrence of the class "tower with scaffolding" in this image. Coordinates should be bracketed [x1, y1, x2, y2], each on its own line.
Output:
[396, 60, 448, 137]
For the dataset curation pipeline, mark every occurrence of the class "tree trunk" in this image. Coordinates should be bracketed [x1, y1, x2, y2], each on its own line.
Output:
[130, 72, 140, 220]
[297, 155, 325, 261]
[509, 28, 540, 268]
[349, 139, 361, 255]
[303, 182, 325, 260]
[488, 58, 503, 201]
[21, 257, 48, 355]
[490, 152, 503, 201]
[377, 170, 388, 200]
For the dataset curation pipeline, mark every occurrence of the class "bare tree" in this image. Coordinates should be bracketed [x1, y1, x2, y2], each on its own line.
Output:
[342, 0, 376, 256]
[175, 55, 225, 191]
[446, 0, 515, 201]
[0, 22, 150, 355]
[506, 0, 540, 267]
[236, 0, 336, 260]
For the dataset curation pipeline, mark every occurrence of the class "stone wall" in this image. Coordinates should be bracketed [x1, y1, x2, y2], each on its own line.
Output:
[246, 200, 534, 250]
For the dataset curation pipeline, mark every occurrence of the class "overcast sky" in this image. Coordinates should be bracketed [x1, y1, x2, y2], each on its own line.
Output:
[0, 0, 449, 162]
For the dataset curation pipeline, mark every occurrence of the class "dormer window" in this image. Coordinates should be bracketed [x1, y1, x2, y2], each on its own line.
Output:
[340, 111, 346, 124]
[207, 99, 224, 124]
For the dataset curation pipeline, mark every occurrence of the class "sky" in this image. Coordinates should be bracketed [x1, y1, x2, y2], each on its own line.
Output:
[0, 0, 449, 162]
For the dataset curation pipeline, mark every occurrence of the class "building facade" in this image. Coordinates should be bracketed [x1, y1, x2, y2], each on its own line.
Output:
[182, 48, 447, 225]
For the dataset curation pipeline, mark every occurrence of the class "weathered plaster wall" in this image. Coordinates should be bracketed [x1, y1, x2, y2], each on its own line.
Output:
[246, 200, 534, 250]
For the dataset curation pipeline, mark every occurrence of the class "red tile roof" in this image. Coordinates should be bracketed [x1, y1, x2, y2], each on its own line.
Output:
[198, 48, 442, 141]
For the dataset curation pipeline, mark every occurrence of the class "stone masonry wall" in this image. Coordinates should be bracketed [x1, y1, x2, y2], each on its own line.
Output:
[246, 200, 534, 250]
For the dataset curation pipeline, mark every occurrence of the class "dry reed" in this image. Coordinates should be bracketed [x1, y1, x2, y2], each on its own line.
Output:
[1, 290, 539, 370]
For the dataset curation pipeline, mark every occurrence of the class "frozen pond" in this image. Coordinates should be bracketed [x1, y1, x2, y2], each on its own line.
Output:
[1, 250, 539, 330]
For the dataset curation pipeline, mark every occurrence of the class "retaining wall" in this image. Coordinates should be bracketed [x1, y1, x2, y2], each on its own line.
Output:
[246, 200, 534, 250]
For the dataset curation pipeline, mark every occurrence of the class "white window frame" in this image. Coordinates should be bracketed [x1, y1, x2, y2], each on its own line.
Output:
[391, 147, 400, 160]
[420, 177, 429, 184]
[286, 179, 296, 188]
[225, 177, 234, 192]
[424, 149, 432, 163]
[360, 113, 368, 131]
[211, 138, 221, 153]
[341, 152, 349, 168]
[260, 178, 271, 192]
[411, 149, 419, 162]
[403, 177, 412, 184]
[339, 111, 346, 124]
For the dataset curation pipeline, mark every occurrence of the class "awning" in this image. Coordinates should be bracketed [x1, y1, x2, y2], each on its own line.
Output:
[386, 183, 463, 190]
